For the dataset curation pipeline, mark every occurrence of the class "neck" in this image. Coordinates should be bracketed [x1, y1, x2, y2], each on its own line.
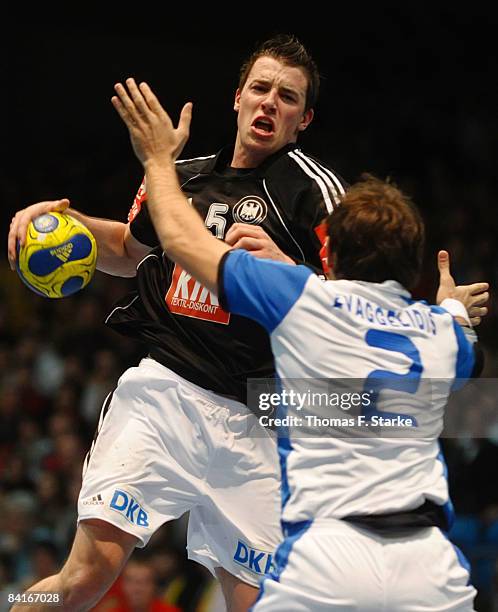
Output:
[230, 134, 266, 169]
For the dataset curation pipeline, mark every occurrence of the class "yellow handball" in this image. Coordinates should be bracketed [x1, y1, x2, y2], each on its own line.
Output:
[16, 212, 97, 298]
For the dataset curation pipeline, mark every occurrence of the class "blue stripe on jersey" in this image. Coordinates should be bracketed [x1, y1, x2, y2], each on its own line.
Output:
[450, 319, 476, 390]
[437, 442, 455, 531]
[277, 418, 292, 511]
[273, 376, 292, 511]
[441, 530, 473, 586]
[221, 249, 313, 333]
[270, 520, 312, 582]
[430, 305, 475, 389]
[249, 520, 312, 611]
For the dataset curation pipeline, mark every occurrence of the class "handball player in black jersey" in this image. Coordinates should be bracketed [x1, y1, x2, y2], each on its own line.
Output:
[9, 35, 346, 611]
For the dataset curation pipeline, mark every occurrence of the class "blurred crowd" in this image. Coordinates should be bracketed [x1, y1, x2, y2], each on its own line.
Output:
[0, 274, 224, 611]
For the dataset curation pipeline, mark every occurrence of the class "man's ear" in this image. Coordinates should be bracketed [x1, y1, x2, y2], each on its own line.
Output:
[298, 108, 314, 132]
[234, 88, 241, 112]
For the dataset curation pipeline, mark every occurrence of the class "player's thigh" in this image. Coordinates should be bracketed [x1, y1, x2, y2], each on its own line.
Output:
[79, 363, 208, 546]
[385, 527, 476, 611]
[187, 421, 282, 588]
[83, 360, 212, 480]
[253, 521, 384, 611]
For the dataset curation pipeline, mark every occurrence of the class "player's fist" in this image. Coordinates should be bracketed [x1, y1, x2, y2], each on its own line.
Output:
[225, 223, 295, 264]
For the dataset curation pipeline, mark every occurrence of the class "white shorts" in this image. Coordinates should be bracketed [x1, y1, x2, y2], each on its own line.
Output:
[78, 357, 282, 587]
[252, 519, 476, 611]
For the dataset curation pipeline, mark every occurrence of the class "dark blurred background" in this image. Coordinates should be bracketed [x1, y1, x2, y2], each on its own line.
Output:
[1, 11, 497, 611]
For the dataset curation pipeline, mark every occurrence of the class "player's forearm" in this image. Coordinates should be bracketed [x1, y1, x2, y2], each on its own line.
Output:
[143, 161, 204, 247]
[65, 209, 137, 277]
[144, 159, 229, 292]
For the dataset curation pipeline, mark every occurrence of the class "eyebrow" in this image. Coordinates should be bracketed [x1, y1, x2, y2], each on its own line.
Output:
[250, 78, 303, 99]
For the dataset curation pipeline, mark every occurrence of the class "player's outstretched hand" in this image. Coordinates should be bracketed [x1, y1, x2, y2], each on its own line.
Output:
[436, 250, 489, 326]
[7, 199, 70, 270]
[112, 78, 192, 166]
[225, 224, 295, 264]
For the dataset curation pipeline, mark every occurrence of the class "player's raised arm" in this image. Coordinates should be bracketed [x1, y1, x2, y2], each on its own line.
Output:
[112, 78, 230, 293]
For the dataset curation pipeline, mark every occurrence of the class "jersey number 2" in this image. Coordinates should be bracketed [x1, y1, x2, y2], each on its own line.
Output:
[363, 329, 423, 424]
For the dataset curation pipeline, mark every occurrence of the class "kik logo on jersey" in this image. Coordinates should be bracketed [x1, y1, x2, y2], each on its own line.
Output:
[165, 264, 230, 325]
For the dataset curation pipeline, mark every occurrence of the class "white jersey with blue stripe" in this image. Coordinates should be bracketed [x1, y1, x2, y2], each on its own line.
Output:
[219, 250, 475, 525]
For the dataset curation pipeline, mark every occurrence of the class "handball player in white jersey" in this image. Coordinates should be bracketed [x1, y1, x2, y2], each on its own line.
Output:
[111, 78, 489, 611]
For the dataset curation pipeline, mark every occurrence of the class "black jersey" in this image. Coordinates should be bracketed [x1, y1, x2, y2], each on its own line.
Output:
[105, 143, 346, 403]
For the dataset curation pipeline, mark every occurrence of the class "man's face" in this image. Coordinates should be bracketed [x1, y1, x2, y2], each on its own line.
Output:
[233, 56, 313, 166]
[121, 563, 156, 609]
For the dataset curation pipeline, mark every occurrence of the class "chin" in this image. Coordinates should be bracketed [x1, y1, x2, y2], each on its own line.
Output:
[249, 139, 277, 154]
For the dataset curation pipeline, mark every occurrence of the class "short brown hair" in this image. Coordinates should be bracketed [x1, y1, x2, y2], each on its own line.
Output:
[238, 34, 320, 111]
[327, 175, 425, 289]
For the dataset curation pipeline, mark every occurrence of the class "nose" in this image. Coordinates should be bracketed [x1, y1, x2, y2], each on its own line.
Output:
[261, 90, 277, 113]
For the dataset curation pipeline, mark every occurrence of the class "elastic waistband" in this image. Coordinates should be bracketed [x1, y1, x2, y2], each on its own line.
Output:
[140, 357, 247, 412]
[282, 518, 358, 539]
[283, 501, 447, 536]
[283, 518, 437, 540]
[343, 499, 448, 533]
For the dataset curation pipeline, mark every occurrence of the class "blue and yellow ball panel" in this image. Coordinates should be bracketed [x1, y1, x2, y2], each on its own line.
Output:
[16, 212, 97, 299]
[27, 234, 94, 276]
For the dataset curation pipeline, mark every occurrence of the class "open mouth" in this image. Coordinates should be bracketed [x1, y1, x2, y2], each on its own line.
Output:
[253, 117, 274, 134]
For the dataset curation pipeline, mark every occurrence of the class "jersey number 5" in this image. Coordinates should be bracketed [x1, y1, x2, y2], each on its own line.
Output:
[205, 203, 229, 239]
